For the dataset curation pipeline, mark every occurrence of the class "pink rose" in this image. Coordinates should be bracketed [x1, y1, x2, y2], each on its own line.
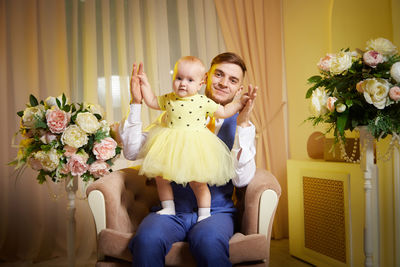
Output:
[389, 86, 400, 101]
[326, 97, 337, 112]
[46, 108, 70, 134]
[317, 54, 334, 72]
[28, 157, 42, 171]
[363, 50, 384, 67]
[356, 81, 364, 93]
[89, 160, 110, 178]
[66, 154, 89, 176]
[93, 137, 117, 161]
[64, 145, 77, 157]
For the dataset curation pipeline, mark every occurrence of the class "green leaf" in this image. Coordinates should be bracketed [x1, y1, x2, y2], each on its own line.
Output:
[64, 104, 71, 112]
[71, 104, 76, 113]
[307, 75, 322, 84]
[106, 159, 113, 166]
[17, 111, 24, 117]
[87, 154, 96, 165]
[34, 118, 47, 129]
[94, 131, 108, 142]
[56, 98, 61, 108]
[94, 114, 102, 120]
[336, 110, 349, 136]
[345, 99, 353, 107]
[115, 146, 121, 155]
[62, 93, 66, 106]
[37, 171, 46, 184]
[30, 95, 38, 107]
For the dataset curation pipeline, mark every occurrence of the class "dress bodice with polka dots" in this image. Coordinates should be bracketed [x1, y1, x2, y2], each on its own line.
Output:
[158, 92, 219, 130]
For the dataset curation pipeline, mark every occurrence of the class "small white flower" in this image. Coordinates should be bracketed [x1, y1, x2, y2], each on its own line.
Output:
[310, 87, 329, 116]
[390, 62, 400, 83]
[336, 103, 346, 113]
[61, 125, 88, 148]
[99, 120, 110, 134]
[76, 112, 101, 134]
[330, 51, 353, 75]
[84, 103, 104, 117]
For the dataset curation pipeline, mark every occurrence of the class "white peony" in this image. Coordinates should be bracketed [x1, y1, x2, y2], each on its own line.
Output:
[310, 87, 329, 116]
[366, 38, 397, 58]
[390, 62, 400, 83]
[33, 148, 60, 172]
[22, 105, 45, 128]
[330, 51, 353, 75]
[362, 78, 390, 109]
[76, 112, 100, 134]
[61, 125, 88, 148]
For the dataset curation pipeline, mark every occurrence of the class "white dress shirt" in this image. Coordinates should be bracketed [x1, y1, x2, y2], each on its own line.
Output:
[119, 104, 256, 187]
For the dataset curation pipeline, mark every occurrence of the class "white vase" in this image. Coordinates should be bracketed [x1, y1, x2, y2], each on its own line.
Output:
[65, 175, 78, 267]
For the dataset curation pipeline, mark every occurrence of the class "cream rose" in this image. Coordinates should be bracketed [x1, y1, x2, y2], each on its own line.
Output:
[61, 125, 88, 148]
[310, 87, 329, 116]
[363, 50, 383, 67]
[93, 137, 117, 161]
[366, 37, 397, 58]
[33, 148, 60, 172]
[46, 108, 70, 134]
[76, 112, 100, 134]
[317, 54, 334, 72]
[22, 105, 45, 128]
[389, 86, 400, 101]
[326, 97, 337, 112]
[390, 62, 400, 83]
[66, 154, 89, 176]
[330, 51, 353, 75]
[362, 78, 390, 109]
[89, 160, 110, 178]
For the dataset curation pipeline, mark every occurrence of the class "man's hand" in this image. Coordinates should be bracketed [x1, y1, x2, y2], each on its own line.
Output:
[237, 85, 257, 127]
[130, 63, 144, 104]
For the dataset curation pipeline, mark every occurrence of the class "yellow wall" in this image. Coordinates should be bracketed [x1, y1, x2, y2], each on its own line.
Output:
[283, 0, 399, 266]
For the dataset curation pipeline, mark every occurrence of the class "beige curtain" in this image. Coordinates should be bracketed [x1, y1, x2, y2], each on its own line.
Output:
[215, 0, 289, 238]
[0, 0, 225, 262]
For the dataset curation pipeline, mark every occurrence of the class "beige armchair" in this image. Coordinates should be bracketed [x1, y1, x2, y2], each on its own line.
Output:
[87, 168, 281, 266]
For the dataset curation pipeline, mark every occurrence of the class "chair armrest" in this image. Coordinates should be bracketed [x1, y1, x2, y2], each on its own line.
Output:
[241, 169, 281, 236]
[86, 168, 159, 234]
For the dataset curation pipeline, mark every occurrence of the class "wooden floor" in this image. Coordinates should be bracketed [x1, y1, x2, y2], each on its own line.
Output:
[270, 239, 314, 267]
[0, 238, 313, 266]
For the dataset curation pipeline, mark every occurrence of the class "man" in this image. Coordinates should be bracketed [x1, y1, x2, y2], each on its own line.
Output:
[120, 52, 257, 267]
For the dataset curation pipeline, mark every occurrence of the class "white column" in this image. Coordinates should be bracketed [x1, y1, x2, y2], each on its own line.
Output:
[359, 126, 378, 267]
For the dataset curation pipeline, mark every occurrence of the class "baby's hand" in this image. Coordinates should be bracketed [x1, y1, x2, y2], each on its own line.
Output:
[137, 72, 151, 93]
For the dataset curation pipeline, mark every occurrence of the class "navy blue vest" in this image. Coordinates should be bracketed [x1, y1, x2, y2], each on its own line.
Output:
[170, 114, 238, 214]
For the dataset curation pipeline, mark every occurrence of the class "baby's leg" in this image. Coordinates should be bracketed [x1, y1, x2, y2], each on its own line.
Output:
[189, 181, 211, 222]
[156, 176, 175, 215]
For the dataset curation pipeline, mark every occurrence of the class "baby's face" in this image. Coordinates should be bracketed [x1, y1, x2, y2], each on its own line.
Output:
[172, 61, 205, 98]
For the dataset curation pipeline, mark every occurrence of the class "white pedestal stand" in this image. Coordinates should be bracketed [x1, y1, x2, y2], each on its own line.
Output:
[65, 175, 78, 267]
[359, 126, 380, 267]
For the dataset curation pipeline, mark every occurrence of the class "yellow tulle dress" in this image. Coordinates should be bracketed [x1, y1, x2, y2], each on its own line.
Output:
[137, 92, 236, 186]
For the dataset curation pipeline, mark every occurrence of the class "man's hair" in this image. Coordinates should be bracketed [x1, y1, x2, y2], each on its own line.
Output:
[210, 52, 247, 77]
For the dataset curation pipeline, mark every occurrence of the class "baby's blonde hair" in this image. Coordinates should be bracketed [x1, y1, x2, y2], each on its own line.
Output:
[172, 56, 206, 80]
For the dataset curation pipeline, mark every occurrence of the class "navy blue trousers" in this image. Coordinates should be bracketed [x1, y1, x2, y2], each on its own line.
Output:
[129, 212, 234, 267]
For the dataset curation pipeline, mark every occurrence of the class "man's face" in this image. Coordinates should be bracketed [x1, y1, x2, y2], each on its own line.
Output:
[206, 62, 244, 105]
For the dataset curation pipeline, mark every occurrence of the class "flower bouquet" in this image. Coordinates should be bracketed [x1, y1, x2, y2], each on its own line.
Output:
[9, 94, 121, 183]
[306, 37, 400, 144]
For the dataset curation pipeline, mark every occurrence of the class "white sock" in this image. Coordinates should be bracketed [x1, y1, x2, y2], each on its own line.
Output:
[197, 207, 211, 222]
[157, 200, 176, 215]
